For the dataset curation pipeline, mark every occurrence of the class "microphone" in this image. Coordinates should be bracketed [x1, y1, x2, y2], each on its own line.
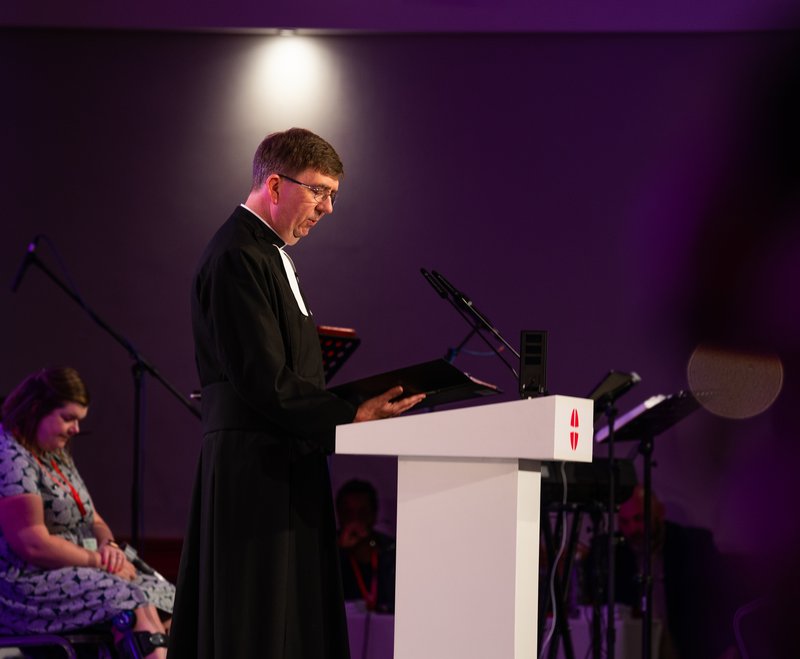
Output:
[423, 267, 521, 376]
[119, 542, 167, 581]
[10, 235, 42, 293]
[431, 270, 495, 327]
[420, 268, 448, 298]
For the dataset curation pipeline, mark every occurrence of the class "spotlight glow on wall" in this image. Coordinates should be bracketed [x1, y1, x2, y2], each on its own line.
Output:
[237, 35, 343, 130]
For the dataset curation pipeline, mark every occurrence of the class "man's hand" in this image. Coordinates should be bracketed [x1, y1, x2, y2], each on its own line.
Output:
[354, 386, 425, 422]
[338, 521, 370, 549]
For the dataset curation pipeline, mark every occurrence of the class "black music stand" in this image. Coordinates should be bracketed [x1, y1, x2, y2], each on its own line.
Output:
[595, 390, 702, 659]
[587, 370, 640, 659]
[317, 325, 361, 383]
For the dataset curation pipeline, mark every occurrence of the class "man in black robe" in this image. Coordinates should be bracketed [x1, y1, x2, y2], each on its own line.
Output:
[169, 128, 424, 659]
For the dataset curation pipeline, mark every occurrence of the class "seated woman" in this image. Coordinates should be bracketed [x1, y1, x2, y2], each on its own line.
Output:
[0, 367, 174, 658]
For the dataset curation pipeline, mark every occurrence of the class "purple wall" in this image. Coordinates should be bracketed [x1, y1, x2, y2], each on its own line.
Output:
[1, 29, 796, 559]
[2, 0, 800, 32]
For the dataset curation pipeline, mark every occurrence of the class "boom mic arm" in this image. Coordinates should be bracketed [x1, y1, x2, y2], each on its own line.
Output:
[430, 270, 520, 359]
[421, 268, 520, 379]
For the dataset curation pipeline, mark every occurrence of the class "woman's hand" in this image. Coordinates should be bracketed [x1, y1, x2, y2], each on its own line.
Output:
[114, 557, 137, 581]
[98, 543, 129, 576]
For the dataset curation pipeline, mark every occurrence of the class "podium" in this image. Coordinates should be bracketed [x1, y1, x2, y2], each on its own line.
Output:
[336, 395, 594, 659]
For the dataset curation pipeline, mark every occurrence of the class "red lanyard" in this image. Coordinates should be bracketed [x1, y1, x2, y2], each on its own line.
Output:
[36, 456, 87, 517]
[349, 547, 379, 611]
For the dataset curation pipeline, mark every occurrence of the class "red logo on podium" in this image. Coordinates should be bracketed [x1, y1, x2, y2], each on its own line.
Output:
[569, 408, 579, 450]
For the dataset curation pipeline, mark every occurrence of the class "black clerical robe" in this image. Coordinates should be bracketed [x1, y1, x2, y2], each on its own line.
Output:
[170, 205, 356, 659]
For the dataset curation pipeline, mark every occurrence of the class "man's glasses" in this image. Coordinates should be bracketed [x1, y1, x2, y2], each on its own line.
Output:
[278, 173, 338, 207]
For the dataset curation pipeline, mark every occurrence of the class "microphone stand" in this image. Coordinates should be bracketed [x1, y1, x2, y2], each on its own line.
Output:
[445, 327, 477, 363]
[603, 402, 618, 659]
[587, 370, 641, 659]
[421, 268, 520, 379]
[598, 390, 701, 659]
[19, 250, 200, 546]
[640, 433, 655, 659]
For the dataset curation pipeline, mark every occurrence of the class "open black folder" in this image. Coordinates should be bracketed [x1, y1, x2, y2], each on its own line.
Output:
[328, 358, 501, 409]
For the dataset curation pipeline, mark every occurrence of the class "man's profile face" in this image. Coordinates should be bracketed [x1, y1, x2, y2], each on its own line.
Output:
[618, 486, 664, 552]
[618, 500, 645, 547]
[269, 168, 339, 246]
[337, 493, 376, 532]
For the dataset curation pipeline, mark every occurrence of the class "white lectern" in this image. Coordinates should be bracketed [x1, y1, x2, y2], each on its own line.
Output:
[336, 395, 594, 659]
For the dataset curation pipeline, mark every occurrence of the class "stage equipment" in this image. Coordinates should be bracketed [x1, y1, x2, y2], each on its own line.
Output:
[317, 325, 361, 383]
[595, 390, 703, 659]
[519, 330, 548, 398]
[588, 370, 641, 415]
[587, 370, 640, 659]
[9, 235, 200, 546]
[538, 458, 636, 659]
[540, 458, 636, 506]
[420, 268, 520, 379]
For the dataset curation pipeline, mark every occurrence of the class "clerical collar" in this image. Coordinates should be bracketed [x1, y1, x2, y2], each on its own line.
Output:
[240, 204, 309, 316]
[240, 203, 287, 249]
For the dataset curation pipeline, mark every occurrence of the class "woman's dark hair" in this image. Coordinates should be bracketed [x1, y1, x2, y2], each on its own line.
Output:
[1, 367, 90, 453]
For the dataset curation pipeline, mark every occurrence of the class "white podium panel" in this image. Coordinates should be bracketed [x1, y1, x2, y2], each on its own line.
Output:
[336, 395, 593, 659]
[336, 395, 593, 463]
[394, 456, 540, 658]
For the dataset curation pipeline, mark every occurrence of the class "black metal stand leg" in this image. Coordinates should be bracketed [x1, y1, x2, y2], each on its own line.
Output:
[131, 362, 144, 547]
[639, 435, 655, 659]
[605, 405, 619, 659]
[589, 506, 604, 659]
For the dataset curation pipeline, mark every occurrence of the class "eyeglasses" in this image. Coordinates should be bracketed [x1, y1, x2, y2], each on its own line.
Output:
[278, 173, 338, 207]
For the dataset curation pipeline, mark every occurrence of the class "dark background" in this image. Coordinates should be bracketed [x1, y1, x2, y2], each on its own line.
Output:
[1, 17, 796, 573]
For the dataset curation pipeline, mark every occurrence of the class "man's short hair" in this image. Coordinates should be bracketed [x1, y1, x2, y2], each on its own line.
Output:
[251, 127, 344, 190]
[336, 478, 378, 514]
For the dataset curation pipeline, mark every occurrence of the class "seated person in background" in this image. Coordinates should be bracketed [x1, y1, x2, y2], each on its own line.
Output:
[0, 367, 174, 658]
[336, 479, 396, 613]
[586, 485, 738, 659]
